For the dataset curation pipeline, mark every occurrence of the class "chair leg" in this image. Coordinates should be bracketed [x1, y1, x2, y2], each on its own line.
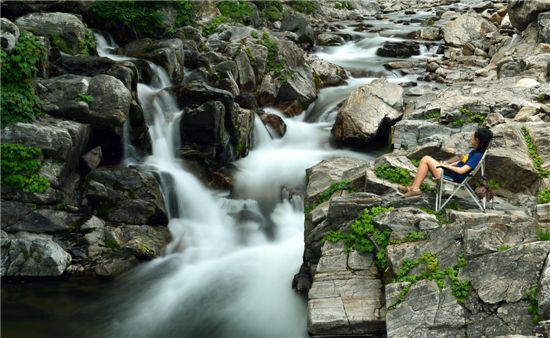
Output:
[439, 184, 463, 211]
[464, 183, 484, 210]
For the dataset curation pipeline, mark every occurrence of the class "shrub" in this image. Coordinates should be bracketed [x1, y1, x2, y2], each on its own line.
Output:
[288, 0, 317, 14]
[202, 16, 226, 37]
[89, 1, 164, 37]
[458, 106, 485, 125]
[217, 0, 256, 24]
[537, 228, 550, 241]
[175, 0, 194, 27]
[0, 31, 43, 127]
[539, 188, 550, 204]
[374, 164, 412, 185]
[1, 144, 50, 193]
[522, 127, 549, 178]
[526, 284, 541, 324]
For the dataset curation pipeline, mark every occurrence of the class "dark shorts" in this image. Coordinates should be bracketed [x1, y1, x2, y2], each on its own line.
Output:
[442, 168, 466, 183]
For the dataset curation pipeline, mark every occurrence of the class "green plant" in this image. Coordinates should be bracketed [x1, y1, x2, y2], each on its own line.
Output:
[288, 0, 317, 14]
[306, 179, 356, 214]
[420, 208, 451, 224]
[251, 31, 259, 38]
[75, 94, 93, 103]
[390, 231, 429, 244]
[497, 245, 511, 251]
[539, 188, 550, 204]
[54, 202, 69, 211]
[410, 159, 420, 167]
[422, 110, 440, 120]
[425, 18, 437, 26]
[81, 28, 97, 55]
[0, 31, 43, 127]
[536, 93, 547, 103]
[537, 228, 550, 241]
[526, 284, 541, 324]
[89, 1, 164, 37]
[451, 118, 465, 128]
[325, 206, 394, 271]
[175, 0, 194, 27]
[522, 127, 550, 178]
[458, 106, 485, 125]
[217, 0, 256, 24]
[104, 239, 120, 249]
[487, 179, 500, 190]
[261, 32, 290, 80]
[202, 16, 226, 37]
[374, 164, 412, 185]
[1, 144, 50, 193]
[334, 1, 353, 10]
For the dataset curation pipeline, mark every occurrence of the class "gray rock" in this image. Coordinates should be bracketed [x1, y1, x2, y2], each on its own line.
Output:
[385, 280, 465, 338]
[15, 12, 87, 55]
[392, 120, 453, 151]
[305, 55, 347, 88]
[119, 38, 185, 83]
[541, 12, 550, 44]
[83, 167, 168, 226]
[332, 79, 403, 145]
[281, 13, 314, 47]
[535, 203, 550, 224]
[1, 231, 71, 277]
[463, 242, 550, 305]
[308, 241, 385, 336]
[375, 208, 438, 242]
[326, 193, 384, 226]
[316, 33, 345, 46]
[228, 105, 255, 159]
[1, 201, 86, 234]
[540, 251, 550, 320]
[1, 18, 19, 52]
[441, 11, 499, 49]
[235, 50, 256, 92]
[508, 0, 550, 31]
[275, 66, 317, 116]
[82, 146, 103, 172]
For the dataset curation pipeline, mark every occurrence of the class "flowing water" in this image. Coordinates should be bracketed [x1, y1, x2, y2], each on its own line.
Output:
[1, 6, 461, 337]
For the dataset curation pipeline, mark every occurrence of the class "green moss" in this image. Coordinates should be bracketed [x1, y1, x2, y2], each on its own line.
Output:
[334, 1, 353, 10]
[104, 239, 120, 249]
[536, 93, 547, 103]
[0, 31, 43, 127]
[81, 28, 97, 55]
[390, 231, 429, 244]
[539, 188, 550, 204]
[325, 206, 394, 271]
[75, 94, 93, 103]
[522, 127, 550, 178]
[261, 32, 290, 80]
[451, 118, 465, 128]
[0, 144, 50, 193]
[420, 208, 451, 224]
[497, 245, 511, 251]
[236, 142, 246, 157]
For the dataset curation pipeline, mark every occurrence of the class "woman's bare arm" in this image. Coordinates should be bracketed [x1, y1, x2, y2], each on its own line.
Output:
[441, 164, 471, 175]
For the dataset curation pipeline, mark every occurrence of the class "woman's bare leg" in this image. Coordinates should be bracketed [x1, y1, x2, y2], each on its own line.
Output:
[410, 156, 442, 190]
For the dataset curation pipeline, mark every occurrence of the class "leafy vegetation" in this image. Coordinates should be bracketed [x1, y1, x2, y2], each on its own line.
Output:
[497, 245, 511, 252]
[75, 94, 93, 104]
[539, 188, 550, 204]
[202, 16, 226, 37]
[458, 106, 485, 125]
[262, 32, 290, 81]
[1, 144, 50, 193]
[374, 164, 434, 193]
[0, 31, 43, 127]
[422, 110, 440, 120]
[288, 0, 317, 14]
[89, 1, 164, 37]
[526, 284, 541, 324]
[325, 206, 394, 271]
[334, 1, 353, 10]
[521, 127, 549, 178]
[537, 228, 550, 241]
[420, 207, 453, 224]
[218, 0, 257, 25]
[451, 118, 465, 128]
[389, 252, 470, 308]
[536, 93, 548, 103]
[390, 231, 429, 244]
[175, 0, 194, 27]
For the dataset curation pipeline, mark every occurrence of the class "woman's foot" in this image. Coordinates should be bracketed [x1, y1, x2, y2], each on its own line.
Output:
[398, 185, 410, 194]
[403, 188, 422, 198]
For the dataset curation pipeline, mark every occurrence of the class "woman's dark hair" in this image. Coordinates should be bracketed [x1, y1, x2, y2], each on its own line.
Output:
[475, 127, 493, 152]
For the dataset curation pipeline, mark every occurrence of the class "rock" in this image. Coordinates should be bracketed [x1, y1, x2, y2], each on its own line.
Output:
[305, 55, 347, 88]
[441, 11, 499, 49]
[119, 38, 185, 83]
[1, 116, 91, 180]
[228, 105, 255, 159]
[535, 204, 550, 224]
[515, 78, 540, 88]
[179, 101, 231, 163]
[281, 13, 314, 48]
[483, 112, 506, 128]
[257, 74, 279, 106]
[39, 74, 132, 131]
[275, 66, 317, 116]
[527, 122, 550, 173]
[308, 241, 385, 336]
[316, 33, 345, 46]
[326, 193, 384, 226]
[375, 208, 438, 241]
[419, 27, 441, 41]
[1, 18, 19, 52]
[540, 252, 550, 319]
[1, 231, 71, 277]
[1, 201, 87, 234]
[83, 167, 168, 226]
[81, 146, 103, 172]
[508, 0, 550, 31]
[172, 80, 235, 115]
[392, 120, 453, 151]
[234, 50, 256, 92]
[513, 106, 539, 122]
[332, 78, 403, 146]
[376, 41, 420, 58]
[258, 112, 287, 138]
[540, 12, 550, 43]
[385, 280, 465, 338]
[15, 12, 87, 55]
[463, 242, 550, 305]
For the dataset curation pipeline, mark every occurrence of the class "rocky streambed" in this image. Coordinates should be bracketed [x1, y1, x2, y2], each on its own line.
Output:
[1, 0, 550, 337]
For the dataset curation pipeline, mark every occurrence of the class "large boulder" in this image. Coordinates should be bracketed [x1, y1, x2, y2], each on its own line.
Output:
[1, 231, 71, 277]
[1, 18, 19, 52]
[376, 41, 420, 58]
[275, 66, 318, 116]
[83, 167, 168, 226]
[39, 74, 132, 132]
[305, 55, 347, 88]
[540, 253, 550, 320]
[392, 120, 453, 152]
[118, 38, 185, 83]
[508, 0, 550, 31]
[441, 11, 499, 49]
[540, 12, 550, 43]
[332, 79, 404, 146]
[234, 50, 256, 92]
[280, 13, 314, 48]
[14, 12, 87, 55]
[308, 241, 385, 336]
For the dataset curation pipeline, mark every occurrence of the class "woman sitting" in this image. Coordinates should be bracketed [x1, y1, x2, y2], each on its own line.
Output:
[400, 127, 493, 198]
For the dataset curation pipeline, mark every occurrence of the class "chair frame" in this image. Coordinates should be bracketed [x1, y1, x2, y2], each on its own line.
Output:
[435, 150, 488, 212]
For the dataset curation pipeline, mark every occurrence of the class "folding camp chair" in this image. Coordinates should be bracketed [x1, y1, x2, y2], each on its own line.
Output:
[435, 150, 489, 212]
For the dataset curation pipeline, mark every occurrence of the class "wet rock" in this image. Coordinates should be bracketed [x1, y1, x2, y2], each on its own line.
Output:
[281, 13, 314, 48]
[229, 105, 255, 159]
[258, 112, 286, 138]
[308, 241, 385, 336]
[508, 0, 550, 31]
[441, 11, 498, 49]
[15, 12, 87, 55]
[1, 200, 87, 234]
[172, 80, 235, 115]
[83, 167, 168, 226]
[305, 55, 347, 88]
[332, 78, 403, 146]
[234, 50, 256, 92]
[81, 146, 103, 172]
[1, 231, 71, 277]
[275, 66, 317, 116]
[316, 33, 345, 46]
[376, 41, 420, 58]
[1, 18, 19, 52]
[540, 12, 550, 43]
[385, 280, 465, 338]
[119, 38, 185, 83]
